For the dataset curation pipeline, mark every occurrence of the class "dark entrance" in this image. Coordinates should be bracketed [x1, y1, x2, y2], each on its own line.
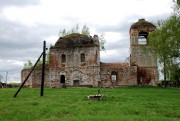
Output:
[73, 80, 80, 86]
[60, 75, 65, 83]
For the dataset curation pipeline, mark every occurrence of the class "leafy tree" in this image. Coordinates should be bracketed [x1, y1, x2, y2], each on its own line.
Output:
[99, 34, 106, 51]
[147, 0, 180, 82]
[178, 0, 180, 5]
[35, 48, 50, 67]
[46, 50, 50, 65]
[148, 15, 180, 82]
[169, 63, 180, 82]
[36, 59, 42, 67]
[173, 0, 180, 16]
[59, 29, 67, 37]
[72, 24, 79, 33]
[23, 60, 33, 69]
[59, 24, 89, 37]
[59, 24, 79, 37]
[23, 47, 50, 69]
[81, 24, 90, 35]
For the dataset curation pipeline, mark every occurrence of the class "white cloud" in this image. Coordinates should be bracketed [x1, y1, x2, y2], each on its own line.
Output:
[2, 0, 172, 26]
[46, 35, 59, 46]
[104, 32, 122, 42]
[7, 60, 24, 66]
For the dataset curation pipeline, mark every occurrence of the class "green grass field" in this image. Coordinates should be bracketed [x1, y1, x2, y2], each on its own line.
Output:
[0, 87, 180, 121]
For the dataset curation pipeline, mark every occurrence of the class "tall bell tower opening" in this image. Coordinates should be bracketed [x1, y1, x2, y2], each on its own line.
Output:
[138, 32, 148, 45]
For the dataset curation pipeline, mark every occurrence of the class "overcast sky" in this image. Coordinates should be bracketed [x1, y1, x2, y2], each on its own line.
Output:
[0, 0, 173, 83]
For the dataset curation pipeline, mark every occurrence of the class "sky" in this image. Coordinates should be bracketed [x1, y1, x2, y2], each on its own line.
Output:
[0, 0, 173, 83]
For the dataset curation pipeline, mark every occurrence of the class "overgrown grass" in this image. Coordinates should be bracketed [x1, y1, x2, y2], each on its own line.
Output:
[0, 87, 180, 121]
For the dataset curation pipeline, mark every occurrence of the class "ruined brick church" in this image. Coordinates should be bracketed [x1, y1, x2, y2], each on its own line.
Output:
[22, 19, 158, 87]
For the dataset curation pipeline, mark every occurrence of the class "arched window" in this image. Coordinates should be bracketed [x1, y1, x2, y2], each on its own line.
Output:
[81, 53, 85, 62]
[111, 71, 118, 82]
[61, 54, 66, 63]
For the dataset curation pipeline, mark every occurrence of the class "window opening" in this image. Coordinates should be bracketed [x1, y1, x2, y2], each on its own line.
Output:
[61, 54, 66, 63]
[111, 71, 118, 82]
[81, 53, 85, 62]
[138, 32, 148, 45]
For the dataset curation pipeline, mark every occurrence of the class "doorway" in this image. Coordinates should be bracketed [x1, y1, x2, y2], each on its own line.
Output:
[60, 75, 65, 83]
[73, 80, 80, 86]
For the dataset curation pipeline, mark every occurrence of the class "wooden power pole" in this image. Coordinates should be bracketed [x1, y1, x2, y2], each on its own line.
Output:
[14, 41, 46, 98]
[14, 52, 43, 98]
[40, 41, 46, 96]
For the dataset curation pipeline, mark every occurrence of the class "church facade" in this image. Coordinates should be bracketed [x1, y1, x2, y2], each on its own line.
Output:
[21, 19, 158, 87]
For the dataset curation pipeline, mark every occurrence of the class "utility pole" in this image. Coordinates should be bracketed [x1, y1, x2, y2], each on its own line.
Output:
[0, 75, 3, 82]
[40, 41, 46, 96]
[14, 52, 43, 98]
[6, 71, 8, 87]
[14, 41, 46, 98]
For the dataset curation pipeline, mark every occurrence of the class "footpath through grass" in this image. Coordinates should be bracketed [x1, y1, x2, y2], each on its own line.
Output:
[0, 87, 180, 121]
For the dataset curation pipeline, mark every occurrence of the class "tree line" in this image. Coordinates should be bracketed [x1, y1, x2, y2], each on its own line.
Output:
[148, 0, 180, 83]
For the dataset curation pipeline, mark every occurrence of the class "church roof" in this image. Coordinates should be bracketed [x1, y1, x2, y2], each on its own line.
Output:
[130, 19, 156, 29]
[53, 33, 96, 48]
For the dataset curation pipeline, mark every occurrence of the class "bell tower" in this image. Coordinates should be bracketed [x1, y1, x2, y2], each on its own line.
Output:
[129, 19, 158, 85]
